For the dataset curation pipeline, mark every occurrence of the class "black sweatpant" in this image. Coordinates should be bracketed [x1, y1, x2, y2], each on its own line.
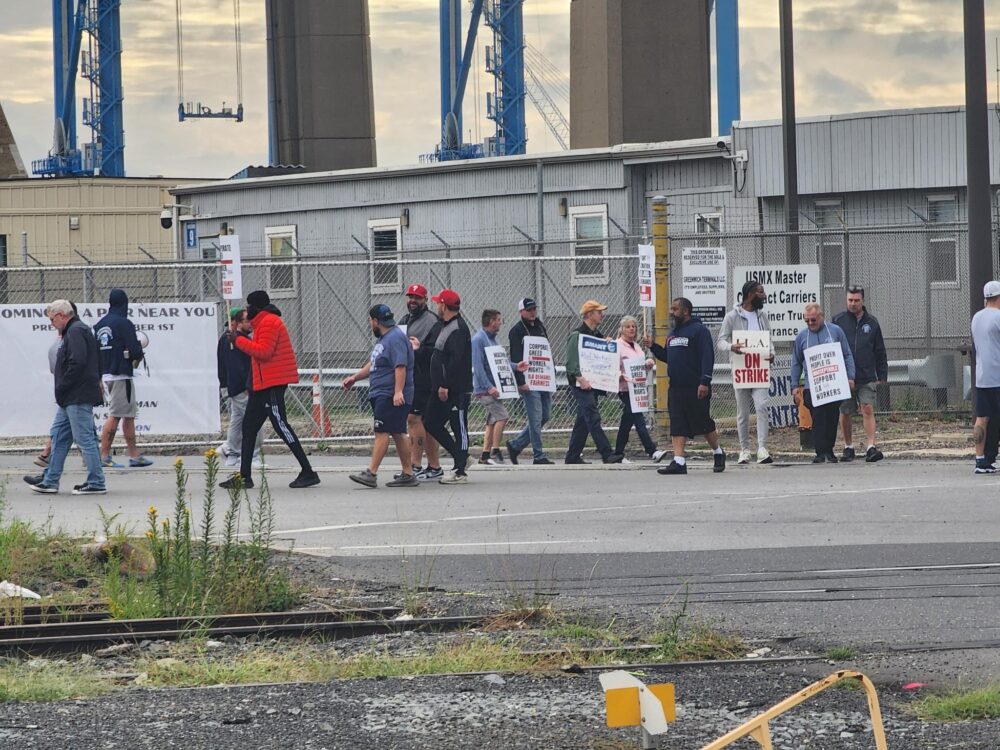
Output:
[422, 393, 470, 473]
[804, 390, 842, 457]
[240, 385, 313, 479]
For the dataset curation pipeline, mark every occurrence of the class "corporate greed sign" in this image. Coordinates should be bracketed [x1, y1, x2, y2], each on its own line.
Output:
[0, 303, 221, 437]
[732, 265, 820, 342]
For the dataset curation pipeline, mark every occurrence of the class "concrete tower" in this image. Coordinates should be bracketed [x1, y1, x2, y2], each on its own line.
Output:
[570, 0, 711, 148]
[266, 0, 377, 171]
[0, 102, 26, 179]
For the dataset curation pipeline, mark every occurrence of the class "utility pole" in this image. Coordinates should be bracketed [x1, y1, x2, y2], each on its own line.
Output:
[652, 196, 671, 433]
[779, 0, 799, 263]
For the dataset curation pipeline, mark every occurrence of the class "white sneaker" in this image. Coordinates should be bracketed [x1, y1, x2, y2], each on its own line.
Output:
[737, 450, 752, 464]
[620, 457, 632, 464]
[439, 471, 468, 485]
[651, 449, 667, 463]
[225, 455, 240, 468]
[757, 447, 773, 464]
[218, 442, 231, 458]
[251, 458, 267, 470]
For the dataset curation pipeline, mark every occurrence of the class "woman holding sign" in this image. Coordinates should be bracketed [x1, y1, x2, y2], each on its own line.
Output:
[615, 316, 666, 463]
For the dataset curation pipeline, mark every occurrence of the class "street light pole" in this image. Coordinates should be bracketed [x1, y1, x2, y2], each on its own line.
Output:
[779, 0, 799, 264]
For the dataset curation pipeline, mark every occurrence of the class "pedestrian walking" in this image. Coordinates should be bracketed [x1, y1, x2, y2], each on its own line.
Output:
[833, 285, 888, 463]
[23, 300, 106, 495]
[220, 290, 320, 490]
[94, 289, 153, 468]
[614, 315, 665, 463]
[564, 300, 623, 465]
[646, 297, 725, 475]
[970, 281, 1000, 474]
[505, 298, 554, 465]
[399, 283, 443, 481]
[216, 307, 262, 469]
[342, 304, 418, 488]
[718, 279, 775, 464]
[791, 303, 856, 464]
[419, 289, 473, 484]
[33, 324, 65, 468]
[471, 309, 512, 465]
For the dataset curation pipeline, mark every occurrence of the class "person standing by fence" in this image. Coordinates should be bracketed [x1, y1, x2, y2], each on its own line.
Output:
[217, 308, 262, 469]
[399, 283, 443, 481]
[970, 281, 1000, 474]
[506, 298, 554, 465]
[614, 315, 665, 463]
[471, 309, 510, 465]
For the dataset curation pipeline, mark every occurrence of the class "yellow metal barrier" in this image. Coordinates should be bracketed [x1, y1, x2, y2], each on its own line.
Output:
[700, 670, 889, 750]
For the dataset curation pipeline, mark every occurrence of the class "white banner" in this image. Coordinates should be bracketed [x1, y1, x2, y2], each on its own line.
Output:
[623, 356, 650, 413]
[733, 265, 820, 342]
[637, 243, 656, 308]
[219, 235, 243, 300]
[484, 345, 519, 399]
[731, 330, 771, 390]
[522, 336, 557, 392]
[805, 343, 851, 406]
[578, 334, 619, 393]
[682, 247, 727, 324]
[0, 303, 221, 437]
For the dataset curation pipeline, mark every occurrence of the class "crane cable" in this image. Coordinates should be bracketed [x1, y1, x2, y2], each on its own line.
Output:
[175, 0, 185, 110]
[233, 0, 243, 108]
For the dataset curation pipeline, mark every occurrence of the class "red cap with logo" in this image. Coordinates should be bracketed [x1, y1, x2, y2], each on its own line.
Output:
[431, 289, 461, 307]
[406, 283, 428, 298]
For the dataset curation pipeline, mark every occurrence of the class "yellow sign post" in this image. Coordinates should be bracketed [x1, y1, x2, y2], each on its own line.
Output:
[651, 196, 670, 434]
[600, 670, 675, 748]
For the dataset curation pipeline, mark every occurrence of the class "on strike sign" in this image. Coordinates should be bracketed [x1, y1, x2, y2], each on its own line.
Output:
[731, 331, 770, 390]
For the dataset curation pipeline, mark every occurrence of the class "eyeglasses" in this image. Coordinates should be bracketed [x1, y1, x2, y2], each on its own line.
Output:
[847, 286, 864, 295]
[804, 317, 820, 323]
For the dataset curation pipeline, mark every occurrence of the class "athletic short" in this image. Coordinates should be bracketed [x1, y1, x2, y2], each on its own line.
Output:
[105, 379, 138, 418]
[409, 386, 431, 416]
[475, 393, 509, 425]
[839, 381, 878, 415]
[371, 396, 409, 434]
[976, 386, 1000, 420]
[668, 386, 716, 438]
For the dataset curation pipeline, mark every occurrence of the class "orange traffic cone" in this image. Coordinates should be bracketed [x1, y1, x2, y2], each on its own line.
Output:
[311, 374, 332, 437]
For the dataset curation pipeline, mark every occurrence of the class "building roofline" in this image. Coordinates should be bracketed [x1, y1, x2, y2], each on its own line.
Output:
[734, 104, 967, 130]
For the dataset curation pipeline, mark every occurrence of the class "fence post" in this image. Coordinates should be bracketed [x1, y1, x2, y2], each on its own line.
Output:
[314, 266, 327, 437]
[652, 196, 670, 433]
[20, 231, 27, 267]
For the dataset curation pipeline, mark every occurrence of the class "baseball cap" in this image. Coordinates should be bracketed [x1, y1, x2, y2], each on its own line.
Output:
[229, 306, 242, 320]
[431, 289, 461, 307]
[406, 283, 428, 298]
[368, 303, 396, 325]
[518, 297, 537, 311]
[985, 281, 1000, 299]
[580, 299, 608, 315]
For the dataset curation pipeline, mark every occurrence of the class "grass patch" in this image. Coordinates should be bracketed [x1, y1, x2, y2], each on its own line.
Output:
[914, 686, 1000, 722]
[0, 660, 114, 703]
[825, 646, 857, 661]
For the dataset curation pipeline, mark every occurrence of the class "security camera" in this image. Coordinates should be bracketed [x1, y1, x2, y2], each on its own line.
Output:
[160, 208, 173, 230]
[716, 139, 730, 151]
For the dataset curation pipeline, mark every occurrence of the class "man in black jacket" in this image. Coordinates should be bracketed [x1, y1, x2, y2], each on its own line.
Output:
[506, 297, 554, 465]
[645, 297, 726, 476]
[24, 300, 106, 495]
[832, 286, 888, 462]
[399, 283, 442, 480]
[217, 308, 261, 469]
[420, 288, 472, 485]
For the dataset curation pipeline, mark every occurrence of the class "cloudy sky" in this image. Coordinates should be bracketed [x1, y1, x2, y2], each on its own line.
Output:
[1, 0, 998, 178]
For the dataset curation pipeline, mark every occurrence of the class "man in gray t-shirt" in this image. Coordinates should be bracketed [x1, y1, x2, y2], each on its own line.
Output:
[970, 280, 1000, 473]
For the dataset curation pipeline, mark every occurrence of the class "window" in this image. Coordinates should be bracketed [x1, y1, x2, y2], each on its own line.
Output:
[814, 200, 844, 287]
[694, 212, 723, 248]
[927, 195, 959, 285]
[368, 218, 402, 293]
[265, 225, 298, 296]
[569, 205, 609, 285]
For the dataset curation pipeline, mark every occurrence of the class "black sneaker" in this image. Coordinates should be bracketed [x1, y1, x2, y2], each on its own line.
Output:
[28, 480, 58, 494]
[841, 447, 856, 462]
[657, 460, 687, 475]
[220, 474, 254, 490]
[975, 459, 996, 474]
[349, 469, 378, 488]
[713, 451, 726, 473]
[506, 440, 520, 465]
[490, 449, 505, 464]
[533, 457, 555, 465]
[865, 446, 884, 463]
[72, 484, 106, 496]
[602, 453, 624, 464]
[395, 465, 423, 480]
[418, 466, 444, 481]
[812, 455, 827, 464]
[386, 473, 419, 488]
[23, 474, 45, 486]
[289, 471, 321, 489]
[825, 452, 839, 464]
[565, 457, 591, 465]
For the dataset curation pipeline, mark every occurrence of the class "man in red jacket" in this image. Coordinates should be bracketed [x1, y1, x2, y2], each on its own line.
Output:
[220, 290, 320, 490]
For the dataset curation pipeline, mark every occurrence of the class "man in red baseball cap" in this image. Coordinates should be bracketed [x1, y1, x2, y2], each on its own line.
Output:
[399, 282, 443, 481]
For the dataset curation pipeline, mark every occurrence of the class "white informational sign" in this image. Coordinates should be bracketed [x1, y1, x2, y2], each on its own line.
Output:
[219, 234, 243, 300]
[637, 243, 656, 308]
[733, 265, 820, 342]
[804, 343, 852, 406]
[522, 336, 557, 392]
[0, 303, 221, 437]
[731, 330, 771, 390]
[484, 345, 519, 399]
[578, 334, 619, 393]
[682, 247, 727, 324]
[623, 356, 650, 413]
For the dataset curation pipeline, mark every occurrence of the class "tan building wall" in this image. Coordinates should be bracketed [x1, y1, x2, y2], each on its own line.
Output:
[0, 178, 208, 266]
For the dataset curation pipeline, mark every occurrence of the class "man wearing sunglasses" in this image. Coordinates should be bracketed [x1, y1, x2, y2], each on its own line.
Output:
[791, 303, 856, 463]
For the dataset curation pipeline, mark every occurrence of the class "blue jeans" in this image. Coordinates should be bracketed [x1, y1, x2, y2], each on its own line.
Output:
[509, 390, 552, 460]
[44, 404, 105, 490]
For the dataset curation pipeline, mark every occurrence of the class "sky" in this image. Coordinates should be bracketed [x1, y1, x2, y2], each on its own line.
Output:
[1, 0, 999, 178]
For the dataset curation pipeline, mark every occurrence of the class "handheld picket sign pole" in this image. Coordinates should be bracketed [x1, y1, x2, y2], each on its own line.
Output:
[600, 670, 675, 748]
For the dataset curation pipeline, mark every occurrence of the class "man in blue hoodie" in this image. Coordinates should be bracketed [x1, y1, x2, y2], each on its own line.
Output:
[645, 297, 725, 475]
[94, 289, 152, 468]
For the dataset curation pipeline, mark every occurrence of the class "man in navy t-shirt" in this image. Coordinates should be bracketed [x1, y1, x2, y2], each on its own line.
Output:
[342, 304, 417, 488]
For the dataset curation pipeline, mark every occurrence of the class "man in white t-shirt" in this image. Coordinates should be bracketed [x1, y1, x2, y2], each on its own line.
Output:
[970, 280, 1000, 474]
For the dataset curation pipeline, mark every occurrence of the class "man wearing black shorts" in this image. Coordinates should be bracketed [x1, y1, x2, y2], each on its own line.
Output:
[342, 305, 417, 488]
[971, 281, 1000, 474]
[399, 283, 443, 481]
[645, 297, 725, 475]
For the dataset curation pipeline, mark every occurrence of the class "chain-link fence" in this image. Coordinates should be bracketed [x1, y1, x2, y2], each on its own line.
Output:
[0, 224, 978, 448]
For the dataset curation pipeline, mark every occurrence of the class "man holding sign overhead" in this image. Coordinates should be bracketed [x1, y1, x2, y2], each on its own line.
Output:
[791, 303, 856, 464]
